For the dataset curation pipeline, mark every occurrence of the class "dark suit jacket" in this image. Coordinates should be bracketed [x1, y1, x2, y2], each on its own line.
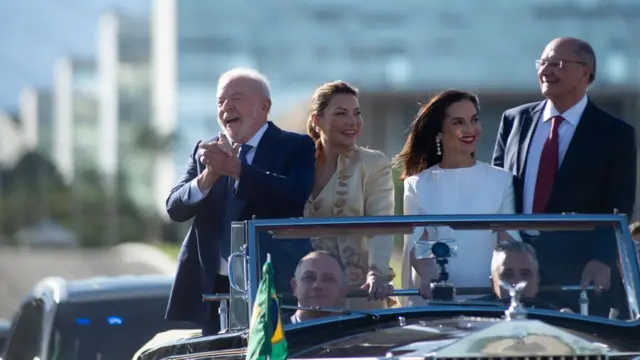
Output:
[165, 121, 316, 325]
[492, 99, 637, 268]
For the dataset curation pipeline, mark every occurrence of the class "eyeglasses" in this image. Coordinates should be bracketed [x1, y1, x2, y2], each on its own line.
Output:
[535, 59, 586, 70]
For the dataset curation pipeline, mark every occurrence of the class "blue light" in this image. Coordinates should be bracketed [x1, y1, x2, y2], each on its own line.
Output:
[106, 316, 123, 325]
[76, 318, 91, 325]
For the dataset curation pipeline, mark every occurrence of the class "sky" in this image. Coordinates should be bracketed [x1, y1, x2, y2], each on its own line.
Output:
[0, 0, 150, 110]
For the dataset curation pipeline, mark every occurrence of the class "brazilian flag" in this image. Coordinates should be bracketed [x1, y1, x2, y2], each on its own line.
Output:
[246, 254, 288, 360]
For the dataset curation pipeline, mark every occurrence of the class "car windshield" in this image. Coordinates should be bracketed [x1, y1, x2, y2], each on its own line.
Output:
[240, 215, 639, 324]
[47, 297, 181, 360]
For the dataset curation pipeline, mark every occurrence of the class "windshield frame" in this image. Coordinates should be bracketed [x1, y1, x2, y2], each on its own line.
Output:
[237, 214, 639, 325]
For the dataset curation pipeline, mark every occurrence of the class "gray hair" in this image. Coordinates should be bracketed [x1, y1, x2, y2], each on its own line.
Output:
[217, 67, 271, 99]
[571, 39, 596, 84]
[294, 251, 348, 284]
[491, 240, 539, 275]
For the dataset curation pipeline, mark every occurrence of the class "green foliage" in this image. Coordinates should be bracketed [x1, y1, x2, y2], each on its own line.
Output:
[134, 125, 180, 153]
[392, 166, 404, 250]
[0, 151, 148, 247]
[392, 166, 403, 215]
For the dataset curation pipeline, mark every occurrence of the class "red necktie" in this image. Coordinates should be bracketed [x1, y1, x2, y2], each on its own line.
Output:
[532, 115, 565, 213]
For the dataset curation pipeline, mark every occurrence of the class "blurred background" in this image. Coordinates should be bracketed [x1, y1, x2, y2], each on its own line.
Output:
[1, 0, 640, 320]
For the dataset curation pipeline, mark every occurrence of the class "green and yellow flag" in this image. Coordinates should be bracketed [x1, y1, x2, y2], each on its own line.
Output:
[246, 254, 288, 360]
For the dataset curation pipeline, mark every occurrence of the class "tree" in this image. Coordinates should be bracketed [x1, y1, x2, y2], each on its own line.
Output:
[0, 150, 147, 247]
[0, 151, 67, 237]
[132, 124, 182, 243]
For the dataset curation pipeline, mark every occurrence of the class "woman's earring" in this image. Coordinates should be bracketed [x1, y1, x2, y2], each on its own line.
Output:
[436, 138, 442, 155]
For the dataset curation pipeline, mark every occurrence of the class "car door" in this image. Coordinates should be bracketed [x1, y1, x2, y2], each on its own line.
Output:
[2, 299, 45, 360]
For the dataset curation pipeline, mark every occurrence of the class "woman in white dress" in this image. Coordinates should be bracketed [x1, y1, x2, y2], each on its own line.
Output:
[395, 89, 520, 305]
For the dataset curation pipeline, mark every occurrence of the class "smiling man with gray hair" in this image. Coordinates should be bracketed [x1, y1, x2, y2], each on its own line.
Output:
[164, 67, 317, 335]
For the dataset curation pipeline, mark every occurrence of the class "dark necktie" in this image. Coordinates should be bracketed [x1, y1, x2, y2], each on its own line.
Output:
[238, 144, 252, 164]
[533, 115, 565, 213]
[219, 143, 253, 265]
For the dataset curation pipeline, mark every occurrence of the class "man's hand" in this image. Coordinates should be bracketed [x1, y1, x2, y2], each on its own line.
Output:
[216, 133, 238, 157]
[580, 260, 611, 293]
[199, 142, 242, 180]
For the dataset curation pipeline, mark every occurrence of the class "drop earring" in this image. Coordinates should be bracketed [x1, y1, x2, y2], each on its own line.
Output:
[436, 138, 442, 155]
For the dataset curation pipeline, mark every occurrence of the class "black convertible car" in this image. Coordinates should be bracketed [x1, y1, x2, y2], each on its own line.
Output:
[134, 214, 640, 359]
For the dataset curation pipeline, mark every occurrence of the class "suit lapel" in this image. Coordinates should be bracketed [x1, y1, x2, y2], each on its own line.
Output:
[250, 121, 279, 170]
[518, 101, 545, 178]
[227, 121, 280, 216]
[551, 101, 598, 197]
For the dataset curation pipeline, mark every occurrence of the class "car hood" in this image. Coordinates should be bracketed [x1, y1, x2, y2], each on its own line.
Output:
[291, 316, 629, 358]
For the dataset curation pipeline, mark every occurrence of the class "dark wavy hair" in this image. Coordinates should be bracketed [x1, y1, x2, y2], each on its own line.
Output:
[394, 89, 480, 181]
[306, 81, 359, 162]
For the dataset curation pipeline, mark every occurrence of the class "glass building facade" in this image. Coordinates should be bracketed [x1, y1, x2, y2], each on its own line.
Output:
[98, 12, 153, 211]
[19, 88, 54, 156]
[53, 58, 98, 183]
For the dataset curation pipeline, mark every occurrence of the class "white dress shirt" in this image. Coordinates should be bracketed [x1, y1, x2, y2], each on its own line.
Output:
[186, 121, 269, 275]
[522, 95, 588, 214]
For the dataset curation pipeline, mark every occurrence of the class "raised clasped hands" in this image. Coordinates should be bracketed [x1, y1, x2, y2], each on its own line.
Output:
[361, 270, 394, 301]
[215, 132, 238, 157]
[580, 259, 611, 294]
[198, 133, 241, 179]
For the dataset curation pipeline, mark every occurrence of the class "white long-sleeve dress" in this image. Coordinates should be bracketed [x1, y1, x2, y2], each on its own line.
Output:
[400, 161, 520, 306]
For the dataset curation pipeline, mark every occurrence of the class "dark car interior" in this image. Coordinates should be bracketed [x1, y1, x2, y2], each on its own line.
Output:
[47, 297, 193, 360]
[1, 296, 194, 360]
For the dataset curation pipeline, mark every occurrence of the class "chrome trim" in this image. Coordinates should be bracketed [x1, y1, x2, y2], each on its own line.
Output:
[285, 304, 639, 331]
[247, 222, 259, 322]
[227, 249, 247, 296]
[161, 349, 246, 360]
[218, 299, 228, 333]
[501, 280, 528, 320]
[248, 213, 625, 228]
[580, 290, 589, 316]
[202, 293, 247, 302]
[230, 221, 249, 329]
[616, 217, 640, 319]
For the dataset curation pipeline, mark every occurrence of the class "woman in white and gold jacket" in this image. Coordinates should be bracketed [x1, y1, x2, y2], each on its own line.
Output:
[303, 80, 396, 311]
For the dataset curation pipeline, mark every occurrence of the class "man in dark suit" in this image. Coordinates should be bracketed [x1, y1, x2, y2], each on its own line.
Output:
[492, 37, 637, 312]
[164, 68, 316, 335]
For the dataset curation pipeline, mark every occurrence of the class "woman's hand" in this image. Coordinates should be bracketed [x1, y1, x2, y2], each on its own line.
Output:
[410, 246, 438, 300]
[361, 271, 394, 301]
[418, 278, 432, 300]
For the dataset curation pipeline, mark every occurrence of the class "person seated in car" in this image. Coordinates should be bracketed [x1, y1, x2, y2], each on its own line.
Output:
[478, 240, 575, 313]
[489, 240, 540, 299]
[287, 251, 349, 324]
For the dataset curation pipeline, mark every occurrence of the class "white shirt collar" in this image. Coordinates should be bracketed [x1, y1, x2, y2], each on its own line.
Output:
[244, 121, 269, 148]
[541, 95, 588, 126]
[290, 313, 300, 324]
